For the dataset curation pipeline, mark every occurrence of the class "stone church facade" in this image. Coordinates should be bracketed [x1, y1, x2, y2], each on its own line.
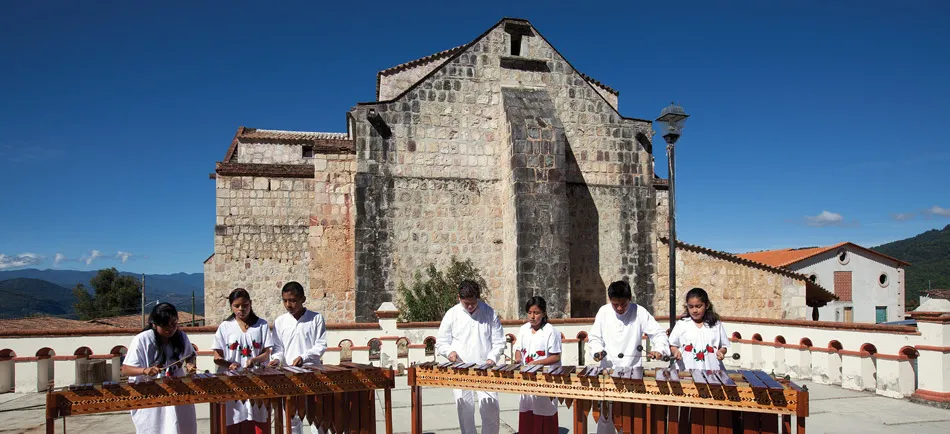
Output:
[204, 18, 834, 324]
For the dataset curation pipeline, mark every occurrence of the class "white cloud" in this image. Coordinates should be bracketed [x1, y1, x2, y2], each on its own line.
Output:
[54, 253, 68, 266]
[804, 210, 845, 227]
[116, 251, 134, 263]
[82, 250, 103, 265]
[0, 253, 44, 270]
[924, 206, 950, 217]
[892, 212, 916, 221]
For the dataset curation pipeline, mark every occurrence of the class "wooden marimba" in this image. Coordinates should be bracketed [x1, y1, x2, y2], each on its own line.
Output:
[46, 362, 395, 434]
[407, 362, 808, 433]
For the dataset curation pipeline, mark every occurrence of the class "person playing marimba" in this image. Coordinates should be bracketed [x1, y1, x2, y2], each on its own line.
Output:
[120, 302, 198, 434]
[435, 279, 506, 434]
[268, 281, 329, 434]
[211, 288, 274, 434]
[669, 287, 731, 370]
[513, 295, 562, 434]
[588, 280, 670, 434]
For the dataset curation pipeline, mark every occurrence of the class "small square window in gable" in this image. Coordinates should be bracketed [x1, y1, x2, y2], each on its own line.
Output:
[302, 145, 314, 159]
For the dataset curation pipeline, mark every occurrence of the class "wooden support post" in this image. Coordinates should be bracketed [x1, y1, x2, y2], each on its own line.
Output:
[385, 387, 393, 434]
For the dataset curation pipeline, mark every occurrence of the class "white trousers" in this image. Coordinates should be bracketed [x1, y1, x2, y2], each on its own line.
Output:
[289, 416, 326, 434]
[453, 389, 500, 434]
[595, 402, 617, 434]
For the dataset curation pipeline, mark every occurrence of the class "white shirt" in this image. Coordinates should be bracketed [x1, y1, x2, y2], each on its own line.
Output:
[436, 301, 506, 364]
[669, 317, 731, 370]
[587, 303, 670, 368]
[211, 317, 273, 425]
[270, 309, 328, 366]
[123, 330, 197, 434]
[514, 322, 562, 416]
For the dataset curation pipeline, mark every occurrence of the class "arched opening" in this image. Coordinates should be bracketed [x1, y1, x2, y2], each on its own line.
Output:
[860, 343, 879, 388]
[423, 337, 436, 357]
[828, 340, 843, 351]
[396, 338, 410, 358]
[752, 333, 763, 342]
[900, 346, 920, 390]
[72, 347, 92, 357]
[860, 343, 878, 356]
[774, 336, 786, 345]
[731, 332, 742, 340]
[0, 349, 15, 393]
[800, 338, 813, 348]
[36, 348, 55, 391]
[368, 338, 381, 361]
[339, 340, 353, 362]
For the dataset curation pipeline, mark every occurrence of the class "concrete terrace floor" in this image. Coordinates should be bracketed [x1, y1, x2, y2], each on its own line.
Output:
[2, 377, 949, 434]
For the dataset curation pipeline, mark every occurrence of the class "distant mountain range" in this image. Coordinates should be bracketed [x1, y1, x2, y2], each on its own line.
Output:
[873, 224, 950, 304]
[0, 269, 204, 319]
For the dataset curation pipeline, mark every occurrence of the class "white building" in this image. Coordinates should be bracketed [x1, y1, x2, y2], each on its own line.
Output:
[738, 243, 910, 323]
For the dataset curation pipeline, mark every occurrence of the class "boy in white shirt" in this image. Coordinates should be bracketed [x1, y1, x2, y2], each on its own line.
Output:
[268, 281, 328, 434]
[436, 280, 506, 434]
[588, 280, 670, 434]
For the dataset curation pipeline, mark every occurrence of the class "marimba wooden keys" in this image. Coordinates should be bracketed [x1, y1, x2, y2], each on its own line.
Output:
[408, 363, 808, 433]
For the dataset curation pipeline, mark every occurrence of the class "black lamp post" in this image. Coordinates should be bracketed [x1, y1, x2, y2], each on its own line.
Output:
[655, 103, 689, 330]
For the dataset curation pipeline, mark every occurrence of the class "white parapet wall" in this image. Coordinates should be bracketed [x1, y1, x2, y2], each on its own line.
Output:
[1, 307, 948, 405]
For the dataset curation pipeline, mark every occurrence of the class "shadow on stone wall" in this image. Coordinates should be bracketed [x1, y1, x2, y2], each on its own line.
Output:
[566, 143, 604, 318]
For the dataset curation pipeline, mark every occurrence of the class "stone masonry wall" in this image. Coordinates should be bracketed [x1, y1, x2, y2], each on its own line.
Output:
[653, 242, 807, 320]
[308, 154, 357, 323]
[236, 142, 309, 164]
[378, 59, 452, 102]
[205, 174, 313, 324]
[348, 20, 657, 321]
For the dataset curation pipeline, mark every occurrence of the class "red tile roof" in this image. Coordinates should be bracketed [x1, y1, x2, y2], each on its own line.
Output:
[661, 238, 837, 304]
[87, 312, 204, 329]
[925, 289, 950, 300]
[222, 126, 355, 163]
[736, 242, 910, 268]
[0, 317, 113, 333]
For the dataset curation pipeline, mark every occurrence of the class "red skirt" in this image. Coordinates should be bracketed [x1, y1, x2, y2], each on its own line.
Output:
[226, 421, 268, 434]
[519, 411, 559, 434]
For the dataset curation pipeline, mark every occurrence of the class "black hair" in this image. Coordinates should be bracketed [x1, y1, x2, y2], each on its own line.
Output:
[144, 302, 186, 368]
[524, 295, 549, 329]
[458, 280, 481, 299]
[224, 288, 260, 324]
[680, 287, 721, 327]
[607, 280, 633, 300]
[281, 281, 306, 300]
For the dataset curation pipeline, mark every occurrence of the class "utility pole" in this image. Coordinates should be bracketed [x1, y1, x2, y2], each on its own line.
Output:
[141, 274, 146, 328]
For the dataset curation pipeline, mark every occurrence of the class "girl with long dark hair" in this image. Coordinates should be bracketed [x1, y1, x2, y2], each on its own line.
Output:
[211, 288, 273, 434]
[669, 287, 731, 370]
[121, 302, 197, 433]
[513, 296, 562, 434]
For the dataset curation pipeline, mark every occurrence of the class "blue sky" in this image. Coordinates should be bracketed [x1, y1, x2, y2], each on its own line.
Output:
[1, 1, 948, 274]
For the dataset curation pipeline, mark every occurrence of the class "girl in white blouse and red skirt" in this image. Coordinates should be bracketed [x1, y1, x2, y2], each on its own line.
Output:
[513, 296, 562, 434]
[669, 287, 731, 370]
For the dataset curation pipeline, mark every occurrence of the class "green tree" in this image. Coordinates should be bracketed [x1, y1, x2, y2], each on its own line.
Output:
[397, 256, 489, 322]
[73, 268, 142, 320]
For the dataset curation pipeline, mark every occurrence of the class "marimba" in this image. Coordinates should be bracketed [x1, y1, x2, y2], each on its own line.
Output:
[407, 362, 808, 433]
[46, 363, 395, 434]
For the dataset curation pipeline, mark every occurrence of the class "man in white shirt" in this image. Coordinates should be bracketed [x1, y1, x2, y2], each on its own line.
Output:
[588, 280, 670, 434]
[269, 281, 328, 434]
[436, 280, 506, 434]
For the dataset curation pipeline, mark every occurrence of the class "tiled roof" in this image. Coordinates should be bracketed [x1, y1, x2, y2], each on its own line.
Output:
[736, 242, 910, 268]
[87, 312, 204, 329]
[222, 126, 354, 163]
[925, 289, 950, 300]
[240, 129, 349, 142]
[661, 238, 838, 303]
[0, 317, 113, 333]
[378, 45, 467, 77]
[579, 72, 619, 96]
